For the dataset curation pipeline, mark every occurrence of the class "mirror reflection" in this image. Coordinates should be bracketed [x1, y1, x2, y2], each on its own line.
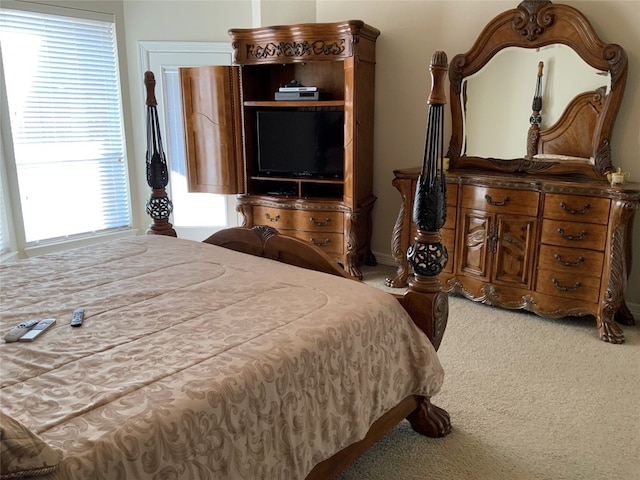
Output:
[462, 44, 610, 160]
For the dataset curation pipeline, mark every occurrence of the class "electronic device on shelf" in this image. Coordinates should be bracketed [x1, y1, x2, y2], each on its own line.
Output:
[274, 91, 320, 101]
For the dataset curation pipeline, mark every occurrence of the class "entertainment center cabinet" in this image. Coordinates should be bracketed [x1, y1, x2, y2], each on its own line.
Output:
[180, 20, 380, 278]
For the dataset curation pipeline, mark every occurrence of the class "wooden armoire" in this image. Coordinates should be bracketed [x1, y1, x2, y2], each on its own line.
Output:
[179, 21, 380, 279]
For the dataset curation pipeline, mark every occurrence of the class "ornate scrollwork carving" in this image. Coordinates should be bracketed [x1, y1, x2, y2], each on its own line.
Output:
[247, 39, 346, 60]
[253, 224, 279, 243]
[512, 0, 555, 41]
[605, 44, 627, 86]
[604, 223, 626, 308]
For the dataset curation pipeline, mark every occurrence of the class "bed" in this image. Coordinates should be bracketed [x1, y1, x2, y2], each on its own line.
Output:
[0, 226, 451, 480]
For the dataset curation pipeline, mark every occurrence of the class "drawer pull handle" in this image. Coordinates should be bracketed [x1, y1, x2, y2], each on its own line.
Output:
[485, 194, 509, 206]
[552, 278, 581, 292]
[560, 202, 590, 215]
[310, 217, 331, 227]
[310, 238, 331, 247]
[557, 228, 587, 241]
[554, 254, 585, 267]
[265, 213, 280, 222]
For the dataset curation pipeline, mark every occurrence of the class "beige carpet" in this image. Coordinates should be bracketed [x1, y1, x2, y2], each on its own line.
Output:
[336, 265, 640, 480]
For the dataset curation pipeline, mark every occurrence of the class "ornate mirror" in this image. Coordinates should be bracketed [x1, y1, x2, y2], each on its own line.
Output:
[447, 0, 627, 179]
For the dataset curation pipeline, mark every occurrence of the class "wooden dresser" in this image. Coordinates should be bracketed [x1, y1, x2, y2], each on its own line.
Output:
[388, 168, 640, 343]
[391, 0, 638, 343]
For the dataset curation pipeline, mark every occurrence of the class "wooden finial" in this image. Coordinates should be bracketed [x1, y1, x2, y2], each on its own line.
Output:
[428, 51, 448, 106]
[144, 71, 157, 107]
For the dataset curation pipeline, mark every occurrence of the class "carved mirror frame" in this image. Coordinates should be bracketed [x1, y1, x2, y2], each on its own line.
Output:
[447, 0, 628, 179]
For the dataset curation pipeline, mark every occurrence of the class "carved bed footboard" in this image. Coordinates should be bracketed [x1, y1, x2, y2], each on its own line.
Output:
[205, 225, 451, 479]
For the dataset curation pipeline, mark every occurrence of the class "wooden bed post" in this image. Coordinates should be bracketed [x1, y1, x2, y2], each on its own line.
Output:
[397, 51, 452, 438]
[144, 71, 177, 237]
[399, 51, 450, 352]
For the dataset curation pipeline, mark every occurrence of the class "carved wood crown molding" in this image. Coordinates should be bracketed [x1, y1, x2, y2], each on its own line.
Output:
[514, 0, 555, 40]
[241, 39, 347, 60]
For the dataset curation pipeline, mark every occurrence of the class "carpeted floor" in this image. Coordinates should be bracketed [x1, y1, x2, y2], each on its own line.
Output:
[337, 264, 640, 480]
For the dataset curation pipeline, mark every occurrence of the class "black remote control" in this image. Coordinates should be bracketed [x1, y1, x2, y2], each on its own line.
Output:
[70, 308, 84, 327]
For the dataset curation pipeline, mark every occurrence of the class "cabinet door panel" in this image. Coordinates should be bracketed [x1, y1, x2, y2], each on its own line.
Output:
[493, 215, 536, 287]
[457, 211, 491, 280]
[180, 66, 243, 194]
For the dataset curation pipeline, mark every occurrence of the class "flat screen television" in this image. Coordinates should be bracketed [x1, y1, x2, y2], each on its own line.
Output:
[256, 110, 344, 179]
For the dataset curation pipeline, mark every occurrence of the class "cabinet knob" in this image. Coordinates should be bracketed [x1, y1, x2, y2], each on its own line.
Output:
[265, 213, 280, 222]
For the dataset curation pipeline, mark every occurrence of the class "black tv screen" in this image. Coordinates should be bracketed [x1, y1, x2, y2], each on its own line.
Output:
[256, 110, 344, 178]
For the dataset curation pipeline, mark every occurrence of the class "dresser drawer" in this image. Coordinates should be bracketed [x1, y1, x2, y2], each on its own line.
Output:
[536, 270, 600, 302]
[288, 231, 344, 255]
[253, 207, 343, 233]
[540, 219, 607, 250]
[461, 185, 539, 216]
[538, 244, 604, 276]
[294, 211, 344, 233]
[543, 194, 610, 225]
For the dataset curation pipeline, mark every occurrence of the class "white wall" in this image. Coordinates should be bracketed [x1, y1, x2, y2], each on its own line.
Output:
[12, 0, 640, 307]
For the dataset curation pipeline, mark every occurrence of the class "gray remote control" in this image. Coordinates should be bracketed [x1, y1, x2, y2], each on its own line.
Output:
[4, 319, 39, 343]
[19, 318, 56, 342]
[70, 308, 84, 327]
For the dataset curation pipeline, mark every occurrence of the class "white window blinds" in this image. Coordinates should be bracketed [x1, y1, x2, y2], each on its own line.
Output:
[0, 3, 131, 244]
[0, 171, 10, 255]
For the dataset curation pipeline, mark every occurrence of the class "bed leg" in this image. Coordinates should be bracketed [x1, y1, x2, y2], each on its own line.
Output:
[407, 396, 451, 438]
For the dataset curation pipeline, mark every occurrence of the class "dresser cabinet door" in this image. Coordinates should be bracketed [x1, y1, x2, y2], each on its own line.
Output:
[457, 186, 538, 288]
[493, 215, 537, 287]
[457, 210, 492, 281]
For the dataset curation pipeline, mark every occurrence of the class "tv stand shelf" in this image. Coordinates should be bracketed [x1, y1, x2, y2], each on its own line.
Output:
[250, 176, 344, 184]
[244, 101, 345, 108]
[249, 176, 344, 199]
[180, 20, 379, 278]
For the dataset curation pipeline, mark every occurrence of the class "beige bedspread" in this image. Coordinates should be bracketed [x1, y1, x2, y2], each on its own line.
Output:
[0, 236, 443, 479]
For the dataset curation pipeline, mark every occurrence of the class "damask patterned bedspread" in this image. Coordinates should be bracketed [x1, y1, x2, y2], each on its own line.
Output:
[0, 236, 444, 479]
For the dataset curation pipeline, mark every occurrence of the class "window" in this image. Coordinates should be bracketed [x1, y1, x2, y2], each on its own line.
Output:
[0, 1, 130, 249]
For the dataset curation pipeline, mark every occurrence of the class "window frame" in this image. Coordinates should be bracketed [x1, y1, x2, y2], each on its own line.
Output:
[0, 0, 135, 259]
